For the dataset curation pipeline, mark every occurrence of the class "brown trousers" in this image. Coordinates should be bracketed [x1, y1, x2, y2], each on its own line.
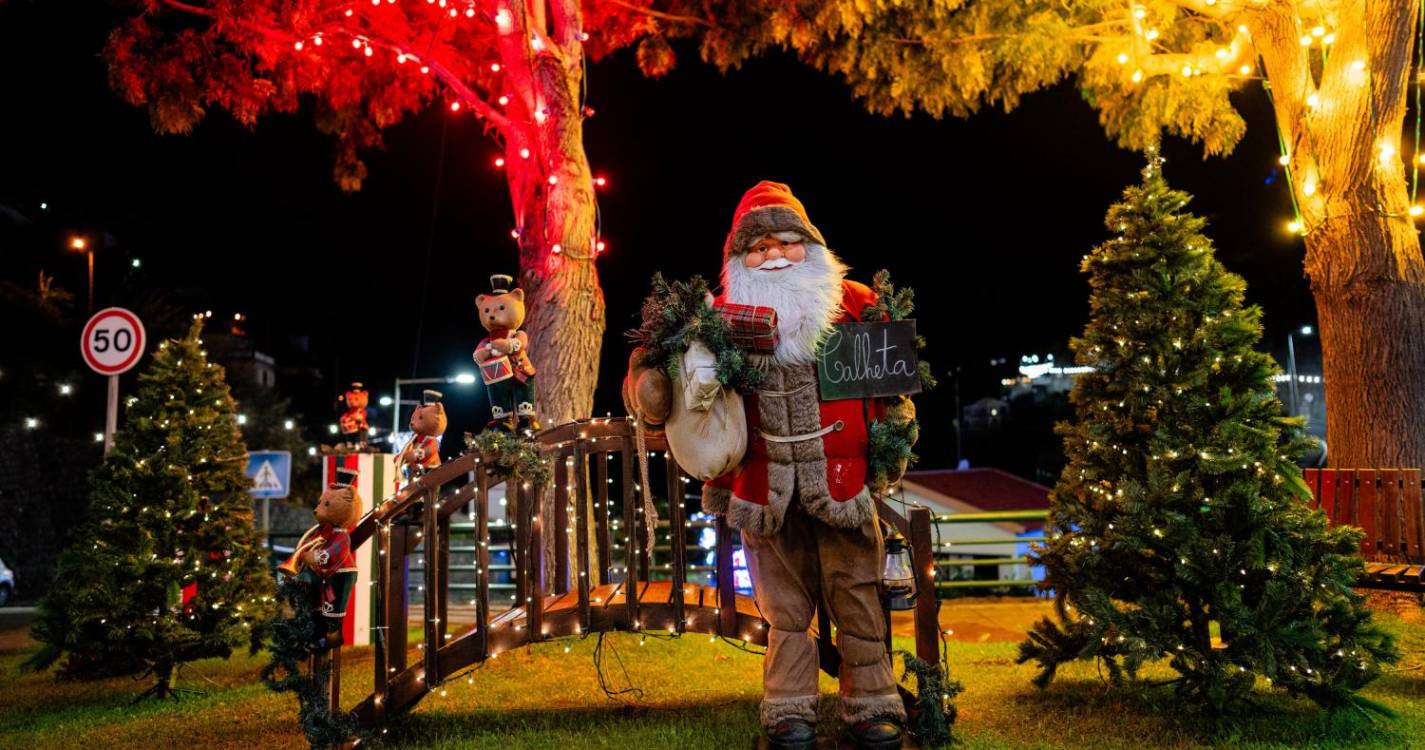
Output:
[742, 501, 905, 728]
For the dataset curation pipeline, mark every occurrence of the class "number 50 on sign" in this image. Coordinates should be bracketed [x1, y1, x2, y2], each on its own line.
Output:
[82, 308, 146, 375]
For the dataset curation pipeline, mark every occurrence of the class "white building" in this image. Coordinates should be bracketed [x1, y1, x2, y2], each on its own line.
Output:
[896, 468, 1051, 587]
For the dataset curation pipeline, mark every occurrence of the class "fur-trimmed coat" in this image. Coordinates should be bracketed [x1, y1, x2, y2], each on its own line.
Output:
[702, 279, 890, 535]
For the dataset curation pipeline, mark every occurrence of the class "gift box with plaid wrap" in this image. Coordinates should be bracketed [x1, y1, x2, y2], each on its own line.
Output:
[715, 302, 779, 354]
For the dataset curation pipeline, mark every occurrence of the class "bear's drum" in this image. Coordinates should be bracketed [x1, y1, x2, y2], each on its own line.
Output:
[479, 355, 515, 385]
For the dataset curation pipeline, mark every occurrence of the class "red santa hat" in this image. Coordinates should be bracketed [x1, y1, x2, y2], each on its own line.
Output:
[722, 181, 827, 260]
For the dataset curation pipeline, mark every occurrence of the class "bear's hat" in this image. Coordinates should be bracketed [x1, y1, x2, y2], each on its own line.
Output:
[332, 467, 359, 488]
[489, 274, 515, 294]
[422, 389, 444, 405]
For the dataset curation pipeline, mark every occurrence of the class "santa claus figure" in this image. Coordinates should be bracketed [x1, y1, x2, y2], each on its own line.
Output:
[635, 181, 910, 750]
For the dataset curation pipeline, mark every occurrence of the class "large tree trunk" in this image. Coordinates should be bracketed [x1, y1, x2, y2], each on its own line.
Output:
[1308, 216, 1425, 468]
[1252, 0, 1425, 468]
[502, 25, 604, 429]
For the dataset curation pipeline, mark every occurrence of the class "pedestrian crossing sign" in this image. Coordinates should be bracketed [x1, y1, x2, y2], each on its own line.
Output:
[246, 451, 292, 498]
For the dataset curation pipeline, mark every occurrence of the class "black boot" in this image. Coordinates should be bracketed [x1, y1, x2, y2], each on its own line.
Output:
[849, 718, 902, 750]
[516, 403, 540, 435]
[765, 718, 817, 750]
[486, 413, 516, 433]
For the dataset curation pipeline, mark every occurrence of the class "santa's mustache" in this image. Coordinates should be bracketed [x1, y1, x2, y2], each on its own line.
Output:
[754, 256, 801, 271]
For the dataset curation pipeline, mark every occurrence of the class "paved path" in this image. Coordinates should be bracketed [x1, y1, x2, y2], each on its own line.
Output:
[892, 596, 1053, 643]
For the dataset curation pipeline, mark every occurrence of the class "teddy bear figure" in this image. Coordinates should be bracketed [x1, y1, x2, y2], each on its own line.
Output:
[337, 382, 371, 449]
[400, 389, 447, 481]
[278, 467, 364, 649]
[473, 274, 539, 433]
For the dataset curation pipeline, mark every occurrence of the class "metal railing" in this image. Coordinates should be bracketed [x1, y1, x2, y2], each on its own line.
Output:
[928, 509, 1051, 591]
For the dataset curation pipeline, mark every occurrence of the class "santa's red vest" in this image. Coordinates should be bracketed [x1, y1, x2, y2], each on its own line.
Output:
[702, 279, 888, 535]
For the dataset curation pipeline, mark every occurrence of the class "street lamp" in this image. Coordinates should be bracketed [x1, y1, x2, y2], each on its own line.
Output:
[391, 373, 478, 438]
[68, 235, 94, 313]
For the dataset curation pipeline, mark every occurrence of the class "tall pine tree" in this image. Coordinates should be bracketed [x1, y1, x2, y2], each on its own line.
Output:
[27, 320, 276, 697]
[1018, 152, 1398, 714]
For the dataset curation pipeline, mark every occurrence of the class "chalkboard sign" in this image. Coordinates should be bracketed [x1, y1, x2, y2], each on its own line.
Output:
[817, 320, 921, 400]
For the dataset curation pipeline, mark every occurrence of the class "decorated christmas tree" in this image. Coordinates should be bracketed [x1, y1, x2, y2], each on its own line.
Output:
[1018, 152, 1397, 714]
[27, 320, 277, 697]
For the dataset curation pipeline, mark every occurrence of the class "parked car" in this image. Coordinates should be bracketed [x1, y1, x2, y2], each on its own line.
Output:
[0, 558, 12, 606]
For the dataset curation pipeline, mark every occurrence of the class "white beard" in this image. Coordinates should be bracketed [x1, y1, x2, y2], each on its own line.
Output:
[722, 242, 847, 366]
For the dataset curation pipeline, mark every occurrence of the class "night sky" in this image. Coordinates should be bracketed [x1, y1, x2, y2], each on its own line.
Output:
[0, 2, 1316, 467]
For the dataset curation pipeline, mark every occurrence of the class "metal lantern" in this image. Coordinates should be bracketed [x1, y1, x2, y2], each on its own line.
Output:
[882, 532, 917, 611]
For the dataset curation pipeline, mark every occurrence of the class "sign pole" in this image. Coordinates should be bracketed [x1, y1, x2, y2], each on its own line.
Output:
[104, 374, 118, 455]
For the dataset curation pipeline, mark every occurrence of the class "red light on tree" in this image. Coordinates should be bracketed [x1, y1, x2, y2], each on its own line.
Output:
[104, 0, 695, 425]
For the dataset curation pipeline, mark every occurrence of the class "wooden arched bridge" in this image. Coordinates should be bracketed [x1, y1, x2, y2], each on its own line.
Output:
[315, 417, 942, 735]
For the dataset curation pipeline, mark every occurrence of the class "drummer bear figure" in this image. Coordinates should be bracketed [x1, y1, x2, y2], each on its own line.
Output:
[400, 389, 447, 480]
[474, 274, 539, 433]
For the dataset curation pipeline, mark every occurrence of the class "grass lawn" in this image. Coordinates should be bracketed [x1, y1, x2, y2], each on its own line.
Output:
[2, 602, 1424, 750]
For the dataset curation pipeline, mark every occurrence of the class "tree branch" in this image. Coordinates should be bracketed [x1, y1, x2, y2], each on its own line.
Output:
[158, 0, 515, 137]
[1167, 0, 1270, 21]
[549, 0, 581, 55]
[1130, 23, 1253, 79]
[494, 0, 549, 126]
[530, 0, 548, 40]
[891, 20, 1129, 47]
[1243, 2, 1320, 221]
[608, 0, 713, 28]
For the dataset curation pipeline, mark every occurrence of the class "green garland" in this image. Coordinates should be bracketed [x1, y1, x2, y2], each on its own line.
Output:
[865, 269, 937, 391]
[868, 418, 920, 492]
[629, 273, 765, 393]
[260, 576, 366, 750]
[465, 430, 552, 487]
[895, 649, 964, 748]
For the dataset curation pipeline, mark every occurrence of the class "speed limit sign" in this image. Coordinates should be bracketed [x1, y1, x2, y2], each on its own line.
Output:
[81, 307, 146, 454]
[81, 307, 146, 375]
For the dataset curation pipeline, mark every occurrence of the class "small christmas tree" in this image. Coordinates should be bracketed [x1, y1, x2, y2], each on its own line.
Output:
[27, 320, 277, 697]
[1018, 151, 1397, 715]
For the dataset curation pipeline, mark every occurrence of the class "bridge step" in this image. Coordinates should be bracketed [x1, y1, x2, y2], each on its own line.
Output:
[1361, 561, 1425, 591]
